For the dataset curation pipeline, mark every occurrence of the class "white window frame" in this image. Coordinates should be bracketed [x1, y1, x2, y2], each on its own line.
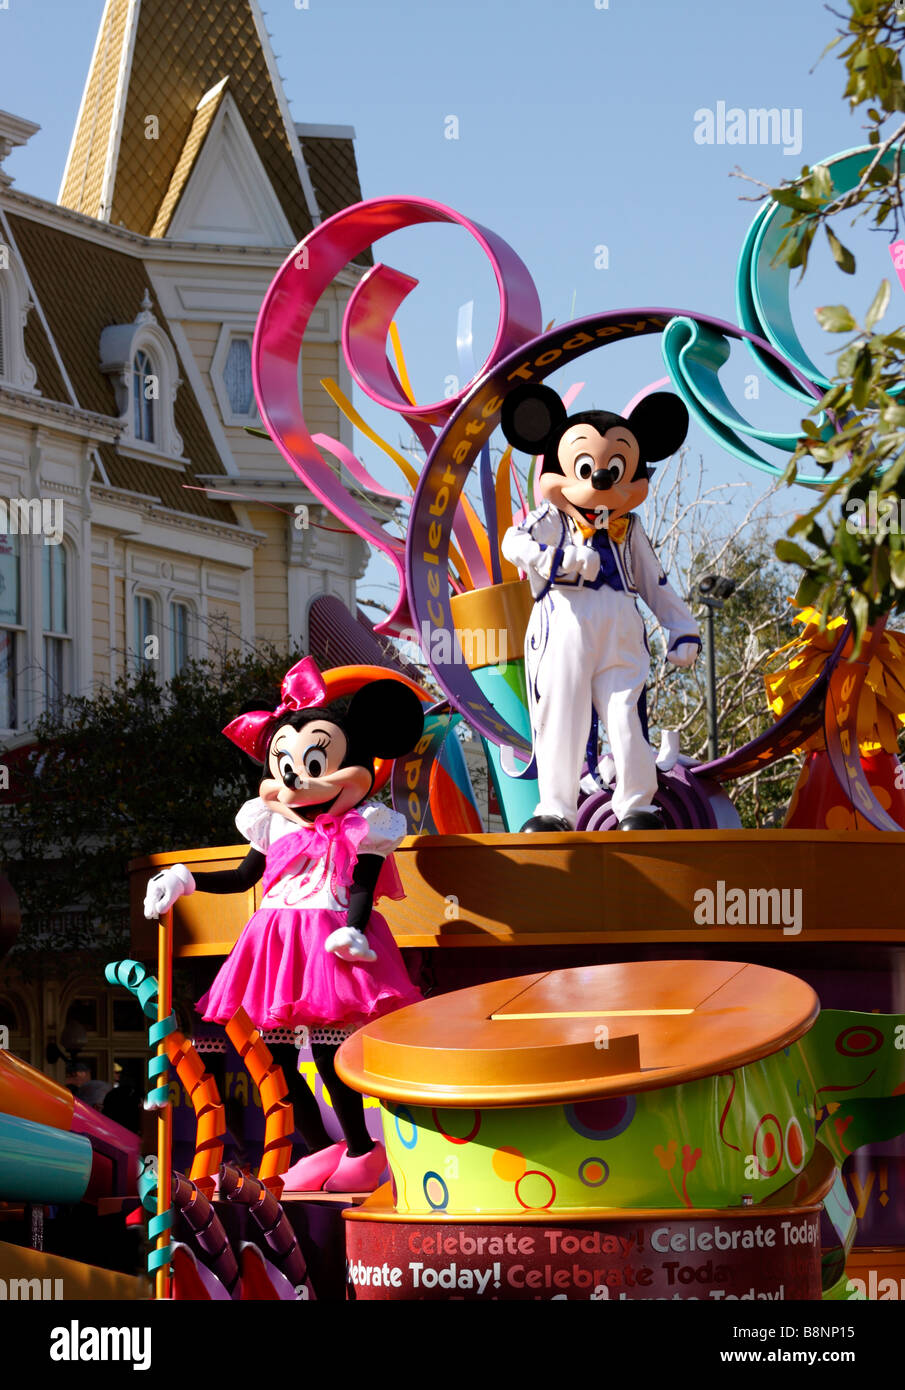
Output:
[168, 597, 195, 678]
[132, 347, 158, 444]
[210, 324, 260, 426]
[131, 589, 161, 678]
[42, 540, 71, 720]
[0, 534, 24, 733]
[0, 249, 38, 392]
[99, 294, 184, 463]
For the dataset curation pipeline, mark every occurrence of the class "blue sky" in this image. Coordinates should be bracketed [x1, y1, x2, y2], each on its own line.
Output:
[2, 0, 898, 608]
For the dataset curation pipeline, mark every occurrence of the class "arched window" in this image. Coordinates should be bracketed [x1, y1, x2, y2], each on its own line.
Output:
[170, 600, 192, 676]
[0, 257, 37, 392]
[0, 535, 22, 730]
[43, 542, 70, 717]
[100, 294, 182, 457]
[134, 593, 157, 673]
[132, 348, 157, 442]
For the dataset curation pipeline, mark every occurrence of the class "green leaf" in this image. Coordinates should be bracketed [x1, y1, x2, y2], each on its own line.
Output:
[866, 279, 891, 330]
[891, 549, 905, 590]
[816, 304, 857, 333]
[775, 539, 814, 568]
[826, 226, 857, 274]
[852, 345, 875, 409]
[794, 574, 823, 608]
[849, 589, 869, 654]
[788, 511, 818, 537]
[244, 425, 271, 439]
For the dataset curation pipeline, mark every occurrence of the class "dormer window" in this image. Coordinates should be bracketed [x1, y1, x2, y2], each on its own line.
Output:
[0, 251, 38, 393]
[132, 348, 157, 442]
[99, 291, 184, 460]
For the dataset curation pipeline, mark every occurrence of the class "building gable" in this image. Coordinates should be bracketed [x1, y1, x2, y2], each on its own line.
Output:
[58, 0, 318, 241]
[161, 86, 295, 247]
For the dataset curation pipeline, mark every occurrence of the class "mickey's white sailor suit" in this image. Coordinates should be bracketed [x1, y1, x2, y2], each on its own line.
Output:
[502, 504, 700, 826]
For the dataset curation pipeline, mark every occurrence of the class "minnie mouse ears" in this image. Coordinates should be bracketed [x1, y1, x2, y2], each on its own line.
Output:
[346, 680, 425, 761]
[500, 383, 689, 463]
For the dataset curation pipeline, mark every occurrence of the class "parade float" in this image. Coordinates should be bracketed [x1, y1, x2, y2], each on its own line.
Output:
[6, 143, 905, 1301]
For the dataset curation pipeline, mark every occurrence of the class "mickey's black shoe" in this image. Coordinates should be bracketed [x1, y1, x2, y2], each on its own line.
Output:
[618, 810, 665, 831]
[520, 814, 573, 832]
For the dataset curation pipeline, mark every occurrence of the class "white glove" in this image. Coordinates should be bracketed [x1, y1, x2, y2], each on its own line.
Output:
[324, 925, 377, 963]
[558, 544, 600, 580]
[143, 863, 195, 919]
[667, 640, 700, 670]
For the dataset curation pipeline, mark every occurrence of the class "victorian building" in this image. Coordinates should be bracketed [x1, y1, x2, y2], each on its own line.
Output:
[0, 0, 384, 1076]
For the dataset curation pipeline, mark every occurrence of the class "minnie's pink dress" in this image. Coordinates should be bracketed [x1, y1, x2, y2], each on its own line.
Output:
[197, 799, 420, 1031]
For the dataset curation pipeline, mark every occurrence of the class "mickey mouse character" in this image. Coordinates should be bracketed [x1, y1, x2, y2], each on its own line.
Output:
[143, 657, 424, 1193]
[500, 384, 700, 832]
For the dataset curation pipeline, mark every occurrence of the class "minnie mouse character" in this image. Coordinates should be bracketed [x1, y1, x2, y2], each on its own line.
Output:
[143, 657, 424, 1193]
[500, 384, 700, 832]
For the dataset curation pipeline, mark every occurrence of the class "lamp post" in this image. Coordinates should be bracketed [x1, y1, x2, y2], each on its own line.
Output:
[697, 574, 736, 762]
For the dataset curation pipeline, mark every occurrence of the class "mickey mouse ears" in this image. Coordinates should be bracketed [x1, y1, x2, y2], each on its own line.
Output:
[500, 384, 567, 453]
[500, 383, 689, 464]
[626, 392, 689, 462]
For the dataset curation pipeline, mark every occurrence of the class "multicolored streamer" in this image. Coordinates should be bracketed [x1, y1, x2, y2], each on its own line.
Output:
[138, 1156, 173, 1277]
[105, 957, 176, 1108]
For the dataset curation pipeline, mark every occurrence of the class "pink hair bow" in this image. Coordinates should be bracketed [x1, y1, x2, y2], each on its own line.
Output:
[222, 656, 327, 762]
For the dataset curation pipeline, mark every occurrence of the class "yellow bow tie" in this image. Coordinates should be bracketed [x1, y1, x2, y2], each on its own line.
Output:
[572, 514, 629, 543]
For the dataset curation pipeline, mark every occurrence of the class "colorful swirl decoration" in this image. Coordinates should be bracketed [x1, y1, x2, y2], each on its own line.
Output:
[252, 147, 900, 833]
[137, 1155, 172, 1278]
[105, 957, 176, 1108]
[106, 957, 177, 1275]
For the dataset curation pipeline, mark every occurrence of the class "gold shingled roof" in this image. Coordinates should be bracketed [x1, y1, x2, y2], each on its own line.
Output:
[302, 135, 371, 267]
[22, 307, 70, 405]
[59, 0, 130, 220]
[150, 80, 227, 238]
[7, 212, 237, 527]
[60, 0, 314, 241]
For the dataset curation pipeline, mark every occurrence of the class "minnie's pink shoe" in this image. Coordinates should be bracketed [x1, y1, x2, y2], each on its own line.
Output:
[281, 1141, 346, 1193]
[324, 1142, 387, 1193]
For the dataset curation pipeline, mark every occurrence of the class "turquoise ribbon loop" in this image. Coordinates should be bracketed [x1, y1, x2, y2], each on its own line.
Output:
[662, 316, 831, 482]
[106, 958, 176, 1107]
[668, 143, 905, 485]
[104, 957, 159, 1020]
[138, 1156, 172, 1277]
[738, 145, 904, 396]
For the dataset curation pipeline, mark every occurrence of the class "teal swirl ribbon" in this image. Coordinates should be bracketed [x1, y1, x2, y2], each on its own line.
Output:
[138, 1156, 173, 1276]
[666, 142, 905, 482]
[107, 957, 177, 1279]
[104, 957, 176, 1108]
